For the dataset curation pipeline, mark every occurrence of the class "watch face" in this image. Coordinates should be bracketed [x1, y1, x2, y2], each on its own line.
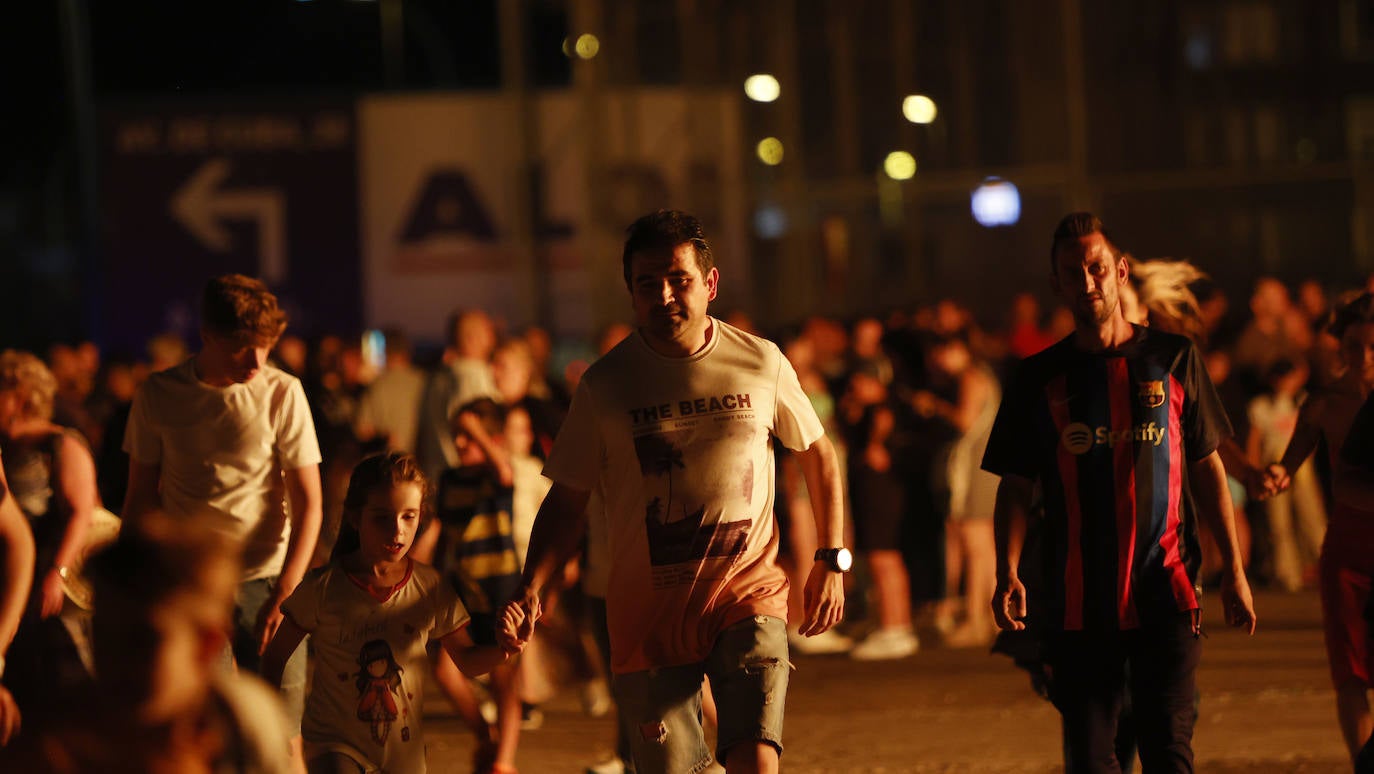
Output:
[835, 548, 853, 572]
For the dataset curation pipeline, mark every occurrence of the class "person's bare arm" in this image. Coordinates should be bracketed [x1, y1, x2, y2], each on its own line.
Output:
[0, 470, 33, 659]
[1218, 435, 1270, 502]
[497, 483, 591, 651]
[261, 617, 309, 689]
[1270, 393, 1327, 492]
[992, 473, 1034, 631]
[439, 625, 513, 678]
[256, 465, 323, 654]
[0, 469, 33, 747]
[40, 434, 96, 618]
[794, 434, 846, 637]
[1190, 450, 1257, 634]
[121, 460, 162, 525]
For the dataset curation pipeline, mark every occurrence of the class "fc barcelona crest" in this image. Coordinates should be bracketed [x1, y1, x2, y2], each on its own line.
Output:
[1138, 380, 1165, 409]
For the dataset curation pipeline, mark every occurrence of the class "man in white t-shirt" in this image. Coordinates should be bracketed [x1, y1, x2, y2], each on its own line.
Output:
[122, 274, 323, 760]
[499, 210, 848, 774]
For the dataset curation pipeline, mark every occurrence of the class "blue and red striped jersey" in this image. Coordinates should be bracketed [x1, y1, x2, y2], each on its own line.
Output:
[981, 326, 1231, 632]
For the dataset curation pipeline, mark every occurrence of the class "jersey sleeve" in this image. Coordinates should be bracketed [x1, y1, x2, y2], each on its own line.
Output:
[275, 377, 323, 470]
[541, 379, 602, 491]
[1180, 342, 1232, 461]
[980, 364, 1038, 479]
[772, 347, 825, 451]
[122, 384, 162, 465]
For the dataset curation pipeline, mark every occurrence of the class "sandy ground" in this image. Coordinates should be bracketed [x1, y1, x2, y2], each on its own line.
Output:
[422, 590, 1350, 772]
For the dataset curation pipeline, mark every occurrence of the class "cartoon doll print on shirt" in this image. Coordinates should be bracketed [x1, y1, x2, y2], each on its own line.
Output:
[355, 639, 403, 744]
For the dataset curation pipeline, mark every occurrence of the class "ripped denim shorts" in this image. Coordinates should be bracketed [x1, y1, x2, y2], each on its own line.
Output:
[612, 614, 791, 774]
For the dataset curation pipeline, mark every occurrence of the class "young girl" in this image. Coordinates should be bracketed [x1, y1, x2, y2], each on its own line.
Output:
[263, 452, 517, 774]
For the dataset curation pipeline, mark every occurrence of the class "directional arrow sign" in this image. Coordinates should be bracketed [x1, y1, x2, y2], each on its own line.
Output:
[170, 158, 289, 283]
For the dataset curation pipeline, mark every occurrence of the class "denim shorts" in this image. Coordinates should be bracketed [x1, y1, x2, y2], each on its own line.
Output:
[613, 614, 791, 773]
[233, 576, 307, 735]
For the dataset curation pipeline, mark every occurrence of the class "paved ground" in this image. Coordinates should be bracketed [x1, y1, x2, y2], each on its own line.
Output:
[424, 590, 1350, 772]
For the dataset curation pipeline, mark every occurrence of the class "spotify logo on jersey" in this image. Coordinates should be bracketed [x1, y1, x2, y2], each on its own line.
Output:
[1060, 422, 1095, 455]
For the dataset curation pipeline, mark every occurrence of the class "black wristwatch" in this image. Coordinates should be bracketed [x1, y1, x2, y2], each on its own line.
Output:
[814, 547, 853, 573]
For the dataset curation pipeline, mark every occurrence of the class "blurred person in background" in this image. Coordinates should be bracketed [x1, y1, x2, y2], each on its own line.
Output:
[914, 334, 1001, 647]
[520, 326, 568, 407]
[417, 310, 500, 482]
[1246, 359, 1325, 592]
[492, 338, 562, 460]
[1232, 278, 1306, 384]
[1007, 293, 1057, 360]
[46, 344, 96, 445]
[0, 350, 98, 720]
[4, 512, 294, 773]
[145, 332, 189, 374]
[842, 363, 918, 660]
[354, 327, 426, 455]
[306, 335, 368, 565]
[272, 334, 308, 379]
[1266, 293, 1374, 766]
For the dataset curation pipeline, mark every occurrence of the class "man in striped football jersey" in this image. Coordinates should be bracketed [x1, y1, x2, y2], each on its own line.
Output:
[982, 212, 1256, 773]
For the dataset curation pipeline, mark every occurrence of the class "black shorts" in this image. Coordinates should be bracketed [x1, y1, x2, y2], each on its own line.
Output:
[850, 467, 906, 551]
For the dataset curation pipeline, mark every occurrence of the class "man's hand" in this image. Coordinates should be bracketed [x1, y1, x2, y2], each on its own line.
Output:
[255, 597, 287, 656]
[0, 683, 19, 746]
[1220, 569, 1257, 635]
[497, 585, 542, 654]
[39, 568, 65, 619]
[799, 562, 844, 637]
[992, 576, 1028, 631]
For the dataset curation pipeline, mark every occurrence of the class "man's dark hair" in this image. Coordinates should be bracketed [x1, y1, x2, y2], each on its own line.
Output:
[1049, 212, 1121, 270]
[621, 210, 715, 287]
[201, 274, 288, 345]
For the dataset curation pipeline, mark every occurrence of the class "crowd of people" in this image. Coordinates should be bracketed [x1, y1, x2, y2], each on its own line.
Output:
[0, 208, 1369, 773]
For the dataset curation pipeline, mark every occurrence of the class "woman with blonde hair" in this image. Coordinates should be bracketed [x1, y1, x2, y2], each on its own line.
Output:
[0, 349, 100, 720]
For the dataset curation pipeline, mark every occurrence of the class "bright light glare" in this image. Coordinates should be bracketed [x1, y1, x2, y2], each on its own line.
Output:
[755, 205, 788, 238]
[756, 137, 785, 166]
[883, 151, 917, 180]
[970, 178, 1022, 227]
[744, 74, 781, 103]
[902, 94, 937, 124]
[574, 34, 600, 59]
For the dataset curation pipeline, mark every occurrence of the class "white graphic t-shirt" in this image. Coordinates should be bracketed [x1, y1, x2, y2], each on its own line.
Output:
[282, 560, 470, 774]
[123, 359, 322, 580]
[544, 318, 825, 673]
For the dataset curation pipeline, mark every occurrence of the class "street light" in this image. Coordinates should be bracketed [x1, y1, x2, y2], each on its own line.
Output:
[563, 33, 600, 59]
[902, 94, 937, 124]
[970, 178, 1021, 227]
[883, 151, 917, 180]
[756, 137, 784, 165]
[744, 74, 781, 103]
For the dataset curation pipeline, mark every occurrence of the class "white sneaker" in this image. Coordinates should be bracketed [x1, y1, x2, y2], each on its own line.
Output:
[581, 678, 613, 718]
[585, 757, 627, 774]
[788, 628, 854, 655]
[849, 627, 919, 660]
